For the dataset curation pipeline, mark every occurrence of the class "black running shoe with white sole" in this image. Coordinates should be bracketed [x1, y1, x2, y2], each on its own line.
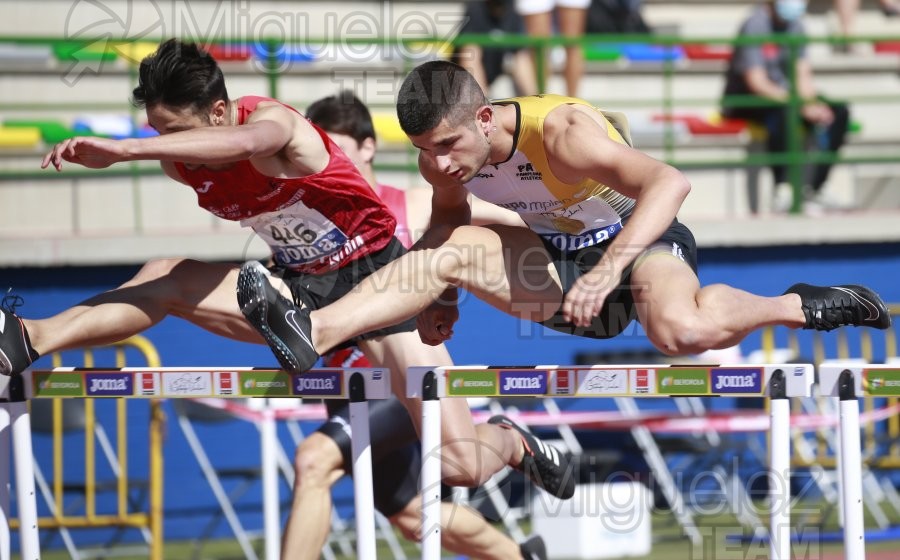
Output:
[519, 535, 548, 560]
[236, 261, 320, 374]
[488, 415, 576, 500]
[0, 291, 40, 376]
[784, 283, 892, 332]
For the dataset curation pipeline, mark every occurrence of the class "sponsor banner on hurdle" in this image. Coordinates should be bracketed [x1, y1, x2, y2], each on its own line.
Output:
[819, 363, 900, 397]
[408, 364, 813, 399]
[23, 367, 391, 399]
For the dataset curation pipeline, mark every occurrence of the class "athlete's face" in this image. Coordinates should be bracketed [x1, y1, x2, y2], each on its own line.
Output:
[146, 100, 229, 170]
[146, 103, 217, 135]
[408, 112, 492, 184]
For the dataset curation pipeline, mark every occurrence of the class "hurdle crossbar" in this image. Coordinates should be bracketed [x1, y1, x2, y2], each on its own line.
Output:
[3, 367, 391, 560]
[408, 364, 814, 560]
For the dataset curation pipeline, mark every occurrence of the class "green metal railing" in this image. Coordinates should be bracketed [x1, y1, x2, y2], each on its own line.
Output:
[1, 32, 899, 215]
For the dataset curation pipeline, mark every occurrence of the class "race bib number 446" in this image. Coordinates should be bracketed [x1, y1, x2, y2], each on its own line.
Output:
[243, 202, 349, 267]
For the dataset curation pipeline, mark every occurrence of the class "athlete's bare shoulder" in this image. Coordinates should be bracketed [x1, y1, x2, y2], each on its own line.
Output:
[246, 99, 329, 176]
[543, 103, 610, 143]
[540, 102, 625, 184]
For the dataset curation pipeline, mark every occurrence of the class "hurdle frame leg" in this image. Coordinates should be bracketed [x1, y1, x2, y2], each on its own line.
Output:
[420, 370, 442, 560]
[0, 400, 11, 560]
[348, 372, 377, 560]
[259, 402, 280, 560]
[837, 370, 865, 560]
[768, 369, 791, 560]
[9, 374, 40, 560]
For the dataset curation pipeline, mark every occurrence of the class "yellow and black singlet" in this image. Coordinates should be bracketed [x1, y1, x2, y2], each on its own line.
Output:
[465, 94, 636, 252]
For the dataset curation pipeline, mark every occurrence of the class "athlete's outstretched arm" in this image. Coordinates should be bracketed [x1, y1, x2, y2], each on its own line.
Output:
[41, 105, 295, 171]
[544, 106, 691, 326]
[403, 188, 524, 240]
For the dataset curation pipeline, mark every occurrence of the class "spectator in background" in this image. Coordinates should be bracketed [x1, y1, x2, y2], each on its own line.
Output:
[515, 0, 590, 96]
[586, 0, 650, 35]
[721, 0, 850, 214]
[833, 0, 899, 50]
[453, 0, 538, 96]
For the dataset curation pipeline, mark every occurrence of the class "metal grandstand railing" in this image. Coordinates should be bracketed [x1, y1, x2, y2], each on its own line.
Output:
[1, 31, 899, 211]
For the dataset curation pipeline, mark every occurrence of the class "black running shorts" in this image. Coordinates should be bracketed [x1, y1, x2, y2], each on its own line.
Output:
[318, 398, 450, 517]
[538, 218, 698, 339]
[271, 237, 417, 349]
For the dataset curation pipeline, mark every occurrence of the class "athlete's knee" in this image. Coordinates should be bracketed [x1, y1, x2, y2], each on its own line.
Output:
[130, 258, 185, 284]
[644, 309, 713, 356]
[294, 435, 344, 488]
[128, 258, 214, 307]
[433, 226, 490, 284]
[120, 258, 191, 304]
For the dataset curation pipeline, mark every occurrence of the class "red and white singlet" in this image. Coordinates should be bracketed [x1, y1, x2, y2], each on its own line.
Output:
[174, 96, 397, 274]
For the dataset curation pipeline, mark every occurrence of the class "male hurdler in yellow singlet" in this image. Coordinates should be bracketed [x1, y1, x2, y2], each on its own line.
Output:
[240, 60, 890, 383]
[460, 93, 698, 338]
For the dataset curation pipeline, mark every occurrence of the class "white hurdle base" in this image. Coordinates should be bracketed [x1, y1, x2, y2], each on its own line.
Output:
[4, 367, 391, 560]
[408, 364, 814, 560]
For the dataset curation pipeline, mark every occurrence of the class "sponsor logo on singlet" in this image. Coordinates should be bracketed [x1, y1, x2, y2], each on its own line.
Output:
[244, 201, 351, 267]
[516, 163, 542, 181]
[542, 222, 622, 252]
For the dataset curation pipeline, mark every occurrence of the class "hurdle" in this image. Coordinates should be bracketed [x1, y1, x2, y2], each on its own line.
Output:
[408, 364, 815, 560]
[0, 367, 391, 560]
[818, 363, 900, 560]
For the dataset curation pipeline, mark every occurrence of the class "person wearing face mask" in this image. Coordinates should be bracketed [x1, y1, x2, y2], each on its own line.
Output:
[721, 0, 851, 214]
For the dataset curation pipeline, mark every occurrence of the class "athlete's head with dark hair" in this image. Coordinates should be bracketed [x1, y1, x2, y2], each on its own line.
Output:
[396, 60, 488, 137]
[397, 61, 494, 184]
[133, 39, 231, 134]
[306, 91, 376, 147]
[306, 91, 378, 182]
